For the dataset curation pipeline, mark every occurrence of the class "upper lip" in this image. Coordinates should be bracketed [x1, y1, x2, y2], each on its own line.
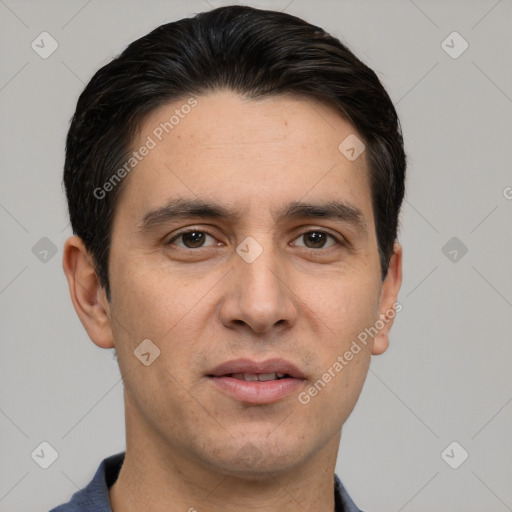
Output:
[208, 358, 306, 379]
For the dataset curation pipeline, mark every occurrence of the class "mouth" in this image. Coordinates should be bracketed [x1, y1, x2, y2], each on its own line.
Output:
[228, 372, 292, 381]
[207, 358, 306, 405]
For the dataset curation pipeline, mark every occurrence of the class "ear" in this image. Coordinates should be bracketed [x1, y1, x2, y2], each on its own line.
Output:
[371, 242, 403, 355]
[62, 235, 114, 349]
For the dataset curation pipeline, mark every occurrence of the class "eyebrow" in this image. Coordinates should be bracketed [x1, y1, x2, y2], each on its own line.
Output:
[137, 198, 367, 235]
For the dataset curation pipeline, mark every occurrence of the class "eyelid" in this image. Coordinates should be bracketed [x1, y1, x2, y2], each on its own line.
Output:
[165, 226, 219, 246]
[166, 225, 346, 249]
[290, 229, 343, 248]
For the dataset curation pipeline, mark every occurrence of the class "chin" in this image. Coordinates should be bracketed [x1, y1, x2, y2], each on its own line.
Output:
[201, 432, 308, 479]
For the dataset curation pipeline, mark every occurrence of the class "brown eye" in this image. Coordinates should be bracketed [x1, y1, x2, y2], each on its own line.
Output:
[292, 231, 338, 249]
[167, 230, 216, 249]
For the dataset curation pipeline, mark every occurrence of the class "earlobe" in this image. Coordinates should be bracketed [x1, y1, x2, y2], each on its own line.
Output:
[62, 235, 115, 349]
[371, 242, 403, 356]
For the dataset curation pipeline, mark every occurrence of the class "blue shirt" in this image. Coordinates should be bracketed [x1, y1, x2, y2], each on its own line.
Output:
[49, 452, 364, 512]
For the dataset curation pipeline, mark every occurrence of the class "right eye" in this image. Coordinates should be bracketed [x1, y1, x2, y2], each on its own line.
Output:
[166, 229, 220, 249]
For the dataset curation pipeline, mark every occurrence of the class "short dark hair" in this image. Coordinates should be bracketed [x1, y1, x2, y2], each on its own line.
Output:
[64, 5, 406, 302]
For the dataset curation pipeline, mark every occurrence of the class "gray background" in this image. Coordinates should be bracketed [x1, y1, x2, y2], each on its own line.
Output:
[1, 0, 511, 511]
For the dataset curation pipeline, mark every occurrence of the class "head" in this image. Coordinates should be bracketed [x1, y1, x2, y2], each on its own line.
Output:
[63, 5, 405, 478]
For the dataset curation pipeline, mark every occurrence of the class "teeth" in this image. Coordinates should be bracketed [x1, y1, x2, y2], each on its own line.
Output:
[231, 373, 257, 381]
[258, 373, 277, 381]
[230, 373, 284, 381]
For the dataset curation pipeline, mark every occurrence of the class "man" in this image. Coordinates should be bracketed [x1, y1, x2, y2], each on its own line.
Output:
[53, 4, 405, 511]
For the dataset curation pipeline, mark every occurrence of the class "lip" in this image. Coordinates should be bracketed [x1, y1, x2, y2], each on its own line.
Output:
[207, 358, 306, 405]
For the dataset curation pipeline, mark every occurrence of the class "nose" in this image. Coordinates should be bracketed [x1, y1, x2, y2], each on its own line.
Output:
[219, 242, 299, 335]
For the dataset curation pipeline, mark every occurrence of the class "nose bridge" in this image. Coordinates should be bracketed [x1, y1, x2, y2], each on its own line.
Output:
[221, 232, 297, 333]
[239, 237, 282, 298]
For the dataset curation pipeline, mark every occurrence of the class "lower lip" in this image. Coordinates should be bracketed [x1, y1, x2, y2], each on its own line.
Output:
[208, 376, 304, 404]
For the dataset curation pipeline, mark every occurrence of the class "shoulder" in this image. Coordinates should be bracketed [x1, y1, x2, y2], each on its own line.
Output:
[48, 452, 125, 512]
[334, 473, 367, 512]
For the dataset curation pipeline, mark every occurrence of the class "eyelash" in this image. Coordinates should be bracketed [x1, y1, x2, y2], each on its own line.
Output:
[165, 228, 343, 250]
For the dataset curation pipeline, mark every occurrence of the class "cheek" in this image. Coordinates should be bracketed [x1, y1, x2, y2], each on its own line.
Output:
[323, 349, 371, 426]
[307, 271, 381, 346]
[297, 273, 379, 409]
[109, 252, 193, 337]
[108, 263, 211, 420]
[108, 257, 214, 379]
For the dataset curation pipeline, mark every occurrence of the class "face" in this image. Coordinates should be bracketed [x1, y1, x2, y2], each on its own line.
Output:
[68, 90, 401, 478]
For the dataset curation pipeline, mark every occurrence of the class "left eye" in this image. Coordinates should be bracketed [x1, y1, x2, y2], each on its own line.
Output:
[292, 231, 338, 249]
[167, 230, 218, 249]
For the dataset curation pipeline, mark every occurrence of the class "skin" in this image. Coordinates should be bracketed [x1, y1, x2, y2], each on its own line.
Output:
[63, 90, 402, 512]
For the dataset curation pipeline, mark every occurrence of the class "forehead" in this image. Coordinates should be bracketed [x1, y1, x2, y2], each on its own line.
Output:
[115, 90, 373, 228]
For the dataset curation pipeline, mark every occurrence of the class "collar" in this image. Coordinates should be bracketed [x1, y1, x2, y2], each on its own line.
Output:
[50, 451, 364, 512]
